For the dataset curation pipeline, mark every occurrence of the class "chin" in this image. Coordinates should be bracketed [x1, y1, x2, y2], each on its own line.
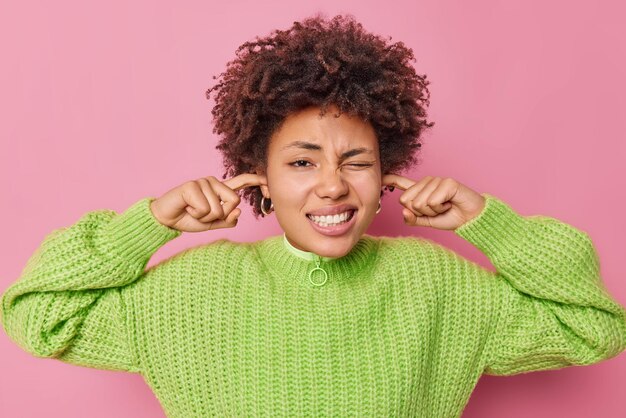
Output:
[310, 235, 359, 258]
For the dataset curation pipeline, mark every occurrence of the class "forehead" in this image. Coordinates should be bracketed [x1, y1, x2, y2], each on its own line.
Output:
[269, 105, 379, 152]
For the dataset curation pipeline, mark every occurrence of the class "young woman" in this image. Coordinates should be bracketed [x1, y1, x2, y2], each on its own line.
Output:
[2, 14, 625, 418]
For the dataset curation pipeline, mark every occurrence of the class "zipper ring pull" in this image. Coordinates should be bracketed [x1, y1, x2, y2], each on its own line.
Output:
[308, 267, 328, 286]
[309, 255, 328, 286]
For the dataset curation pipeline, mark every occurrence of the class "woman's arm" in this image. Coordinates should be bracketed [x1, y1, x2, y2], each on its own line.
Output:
[454, 194, 626, 376]
[0, 197, 181, 373]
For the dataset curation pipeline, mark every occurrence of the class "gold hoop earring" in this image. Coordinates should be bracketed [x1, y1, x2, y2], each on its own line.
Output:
[375, 199, 382, 214]
[261, 196, 274, 216]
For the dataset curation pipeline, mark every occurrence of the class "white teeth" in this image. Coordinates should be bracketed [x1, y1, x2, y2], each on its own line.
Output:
[307, 210, 353, 226]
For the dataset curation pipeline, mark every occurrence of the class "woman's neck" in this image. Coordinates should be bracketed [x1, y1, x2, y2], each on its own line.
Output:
[282, 233, 338, 261]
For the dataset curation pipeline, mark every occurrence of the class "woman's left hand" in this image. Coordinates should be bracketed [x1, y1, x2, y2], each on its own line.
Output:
[381, 174, 486, 230]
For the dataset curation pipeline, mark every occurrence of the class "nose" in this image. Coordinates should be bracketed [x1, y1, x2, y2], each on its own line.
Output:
[314, 166, 349, 200]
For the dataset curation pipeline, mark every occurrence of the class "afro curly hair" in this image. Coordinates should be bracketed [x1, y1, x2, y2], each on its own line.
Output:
[205, 13, 434, 219]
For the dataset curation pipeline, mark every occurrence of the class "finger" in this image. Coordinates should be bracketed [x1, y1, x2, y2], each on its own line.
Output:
[207, 176, 242, 216]
[403, 207, 432, 228]
[397, 176, 435, 216]
[222, 173, 268, 192]
[206, 207, 241, 230]
[426, 178, 457, 213]
[183, 182, 213, 219]
[381, 173, 417, 191]
[410, 177, 443, 217]
[196, 178, 224, 221]
[402, 207, 417, 224]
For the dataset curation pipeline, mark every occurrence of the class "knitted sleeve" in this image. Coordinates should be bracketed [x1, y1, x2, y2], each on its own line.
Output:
[453, 193, 626, 376]
[0, 197, 181, 373]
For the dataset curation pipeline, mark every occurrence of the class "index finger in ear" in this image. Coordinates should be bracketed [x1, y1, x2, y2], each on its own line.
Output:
[223, 173, 268, 192]
[381, 174, 417, 191]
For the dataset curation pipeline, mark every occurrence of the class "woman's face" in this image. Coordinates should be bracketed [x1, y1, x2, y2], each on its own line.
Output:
[258, 104, 382, 258]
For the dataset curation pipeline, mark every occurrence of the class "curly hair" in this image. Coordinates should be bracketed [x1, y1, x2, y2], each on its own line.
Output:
[205, 12, 434, 219]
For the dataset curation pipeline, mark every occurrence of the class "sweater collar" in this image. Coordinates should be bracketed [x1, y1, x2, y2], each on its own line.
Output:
[255, 233, 380, 287]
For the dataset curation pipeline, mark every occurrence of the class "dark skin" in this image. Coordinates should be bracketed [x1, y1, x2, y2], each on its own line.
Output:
[151, 106, 486, 251]
[150, 171, 487, 235]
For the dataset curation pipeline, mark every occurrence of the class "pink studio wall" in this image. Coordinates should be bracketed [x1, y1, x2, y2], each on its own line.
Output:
[1, 1, 625, 417]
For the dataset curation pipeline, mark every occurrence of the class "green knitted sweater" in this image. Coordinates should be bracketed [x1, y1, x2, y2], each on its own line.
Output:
[2, 193, 626, 417]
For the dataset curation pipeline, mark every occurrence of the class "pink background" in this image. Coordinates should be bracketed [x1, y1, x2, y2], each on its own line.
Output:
[1, 1, 625, 417]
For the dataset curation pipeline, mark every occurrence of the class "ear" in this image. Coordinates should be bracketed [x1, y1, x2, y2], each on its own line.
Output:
[255, 167, 270, 197]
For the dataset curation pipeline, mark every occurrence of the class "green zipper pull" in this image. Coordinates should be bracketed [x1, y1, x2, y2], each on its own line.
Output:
[308, 254, 328, 286]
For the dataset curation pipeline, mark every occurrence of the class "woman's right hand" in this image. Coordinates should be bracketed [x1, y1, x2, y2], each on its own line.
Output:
[149, 174, 267, 232]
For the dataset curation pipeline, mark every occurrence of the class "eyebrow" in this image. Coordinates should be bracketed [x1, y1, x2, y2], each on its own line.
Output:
[281, 140, 374, 162]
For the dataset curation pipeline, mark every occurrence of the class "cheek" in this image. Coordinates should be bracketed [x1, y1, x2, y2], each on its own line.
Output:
[347, 173, 380, 203]
[269, 173, 310, 203]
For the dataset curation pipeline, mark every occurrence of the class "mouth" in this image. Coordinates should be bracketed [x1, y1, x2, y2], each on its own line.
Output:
[306, 209, 357, 236]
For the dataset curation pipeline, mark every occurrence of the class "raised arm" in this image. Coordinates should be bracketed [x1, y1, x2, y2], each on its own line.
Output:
[452, 194, 626, 376]
[0, 197, 181, 372]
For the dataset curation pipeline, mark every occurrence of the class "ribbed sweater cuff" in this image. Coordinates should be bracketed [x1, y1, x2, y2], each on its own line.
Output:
[453, 193, 529, 262]
[102, 197, 182, 264]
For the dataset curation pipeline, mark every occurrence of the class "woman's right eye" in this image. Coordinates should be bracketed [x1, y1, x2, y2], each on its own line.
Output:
[290, 160, 312, 168]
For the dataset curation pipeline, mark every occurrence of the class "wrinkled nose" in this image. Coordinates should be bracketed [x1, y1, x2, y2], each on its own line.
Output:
[315, 167, 349, 199]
